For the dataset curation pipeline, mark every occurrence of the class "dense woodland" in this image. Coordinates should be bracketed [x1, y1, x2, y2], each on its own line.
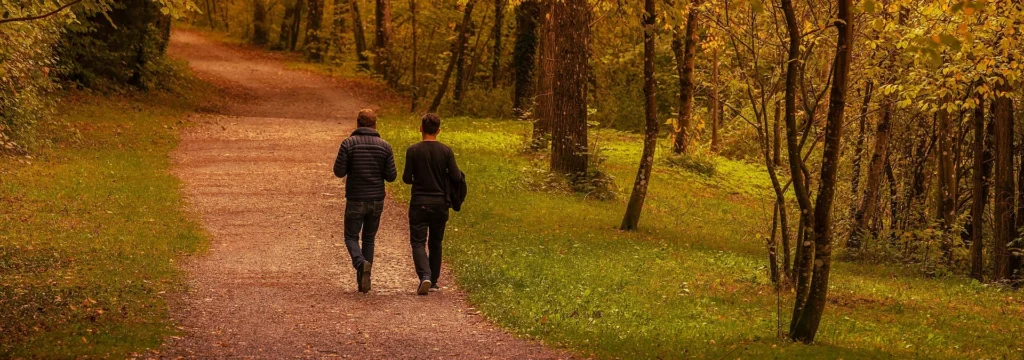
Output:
[3, 0, 1024, 345]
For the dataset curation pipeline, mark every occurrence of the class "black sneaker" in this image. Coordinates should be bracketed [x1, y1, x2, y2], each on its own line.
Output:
[359, 261, 372, 293]
[428, 284, 440, 292]
[417, 279, 432, 295]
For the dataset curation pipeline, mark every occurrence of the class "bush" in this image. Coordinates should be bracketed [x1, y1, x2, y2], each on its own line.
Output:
[58, 0, 172, 90]
[0, 18, 65, 155]
[663, 151, 718, 177]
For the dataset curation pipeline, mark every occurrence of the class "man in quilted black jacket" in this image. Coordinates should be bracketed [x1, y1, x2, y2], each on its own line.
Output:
[333, 109, 397, 293]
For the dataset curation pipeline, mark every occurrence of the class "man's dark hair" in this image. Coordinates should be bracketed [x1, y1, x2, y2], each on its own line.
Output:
[421, 113, 441, 135]
[357, 109, 377, 128]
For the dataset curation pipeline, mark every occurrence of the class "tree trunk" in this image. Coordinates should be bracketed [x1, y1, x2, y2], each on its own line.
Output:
[531, 1, 554, 149]
[305, 0, 324, 61]
[710, 47, 721, 154]
[511, 0, 540, 119]
[670, 0, 700, 154]
[491, 0, 506, 88]
[790, 0, 852, 343]
[428, 0, 477, 112]
[374, 0, 394, 85]
[621, 0, 657, 231]
[351, 0, 369, 69]
[252, 0, 269, 46]
[410, 0, 418, 111]
[970, 95, 993, 281]
[331, 0, 349, 60]
[850, 81, 873, 215]
[780, 0, 815, 329]
[992, 80, 1017, 281]
[279, 1, 297, 49]
[455, 14, 485, 108]
[549, 0, 589, 175]
[290, 0, 303, 51]
[937, 97, 957, 263]
[848, 101, 891, 249]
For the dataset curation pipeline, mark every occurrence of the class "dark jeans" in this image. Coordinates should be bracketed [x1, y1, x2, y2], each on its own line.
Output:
[344, 200, 384, 269]
[409, 204, 449, 284]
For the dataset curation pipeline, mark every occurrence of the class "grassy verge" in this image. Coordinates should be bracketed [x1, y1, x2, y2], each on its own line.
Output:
[379, 114, 1024, 359]
[0, 80, 210, 357]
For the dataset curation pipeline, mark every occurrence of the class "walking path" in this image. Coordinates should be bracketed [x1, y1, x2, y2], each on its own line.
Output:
[159, 29, 567, 359]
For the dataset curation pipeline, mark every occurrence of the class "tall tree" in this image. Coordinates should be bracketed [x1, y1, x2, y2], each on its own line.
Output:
[549, 0, 589, 175]
[351, 0, 369, 70]
[531, 0, 554, 149]
[306, 0, 324, 61]
[847, 101, 892, 249]
[788, 0, 853, 343]
[410, 0, 418, 110]
[251, 0, 269, 46]
[992, 80, 1017, 281]
[621, 0, 658, 231]
[936, 98, 957, 261]
[710, 46, 721, 153]
[491, 0, 506, 88]
[511, 0, 540, 119]
[428, 0, 477, 112]
[331, 0, 349, 60]
[970, 95, 993, 281]
[670, 0, 700, 154]
[374, 0, 394, 84]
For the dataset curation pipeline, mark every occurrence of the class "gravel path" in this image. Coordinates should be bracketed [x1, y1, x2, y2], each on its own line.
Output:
[158, 29, 569, 359]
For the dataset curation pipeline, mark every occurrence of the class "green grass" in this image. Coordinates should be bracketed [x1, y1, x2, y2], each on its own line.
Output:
[0, 87, 210, 357]
[379, 114, 1024, 359]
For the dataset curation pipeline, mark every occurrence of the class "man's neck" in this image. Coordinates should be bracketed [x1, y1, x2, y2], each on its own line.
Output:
[422, 134, 438, 142]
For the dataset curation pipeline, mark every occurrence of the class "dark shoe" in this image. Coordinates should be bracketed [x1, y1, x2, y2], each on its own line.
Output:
[359, 261, 372, 293]
[417, 279, 432, 295]
[428, 284, 440, 292]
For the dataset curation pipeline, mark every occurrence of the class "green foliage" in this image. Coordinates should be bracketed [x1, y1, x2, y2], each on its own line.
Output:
[0, 81, 210, 357]
[58, 0, 174, 89]
[0, 19, 64, 155]
[663, 151, 717, 177]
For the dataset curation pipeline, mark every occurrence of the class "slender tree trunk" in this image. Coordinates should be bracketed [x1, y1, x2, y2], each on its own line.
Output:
[428, 0, 477, 112]
[970, 95, 993, 281]
[455, 15, 486, 108]
[491, 0, 506, 88]
[671, 0, 700, 154]
[332, 0, 349, 60]
[773, 101, 782, 166]
[992, 80, 1017, 281]
[848, 102, 891, 249]
[621, 0, 657, 231]
[374, 0, 394, 85]
[710, 47, 721, 154]
[937, 97, 957, 263]
[768, 202, 782, 286]
[531, 1, 554, 149]
[549, 0, 589, 175]
[850, 81, 873, 214]
[279, 2, 297, 49]
[790, 0, 853, 343]
[290, 0, 303, 51]
[511, 0, 540, 119]
[252, 0, 270, 46]
[410, 0, 418, 111]
[306, 0, 324, 61]
[780, 0, 815, 331]
[351, 0, 369, 69]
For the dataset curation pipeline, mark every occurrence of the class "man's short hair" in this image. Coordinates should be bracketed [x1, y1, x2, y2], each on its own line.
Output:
[421, 113, 441, 135]
[357, 109, 377, 128]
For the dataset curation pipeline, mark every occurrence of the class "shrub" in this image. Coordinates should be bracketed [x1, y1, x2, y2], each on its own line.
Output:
[663, 151, 718, 177]
[0, 18, 64, 155]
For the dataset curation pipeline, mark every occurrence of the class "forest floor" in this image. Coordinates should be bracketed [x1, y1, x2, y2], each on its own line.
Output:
[155, 29, 569, 358]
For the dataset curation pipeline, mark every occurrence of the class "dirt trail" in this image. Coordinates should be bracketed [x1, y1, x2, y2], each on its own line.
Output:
[160, 30, 567, 359]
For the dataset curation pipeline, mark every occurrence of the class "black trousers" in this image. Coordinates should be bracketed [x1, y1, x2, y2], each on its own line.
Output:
[409, 204, 449, 284]
[344, 200, 384, 269]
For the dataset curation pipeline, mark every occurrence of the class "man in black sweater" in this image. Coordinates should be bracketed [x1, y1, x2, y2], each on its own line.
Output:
[403, 113, 462, 295]
[333, 109, 397, 293]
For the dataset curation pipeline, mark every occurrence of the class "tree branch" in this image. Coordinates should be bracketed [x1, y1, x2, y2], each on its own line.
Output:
[0, 0, 84, 25]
